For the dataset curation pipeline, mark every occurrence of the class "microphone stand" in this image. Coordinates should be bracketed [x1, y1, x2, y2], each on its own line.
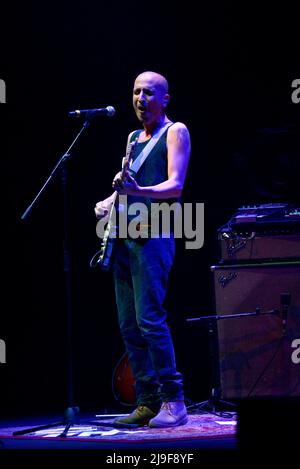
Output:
[186, 307, 279, 417]
[14, 118, 91, 438]
[280, 292, 291, 335]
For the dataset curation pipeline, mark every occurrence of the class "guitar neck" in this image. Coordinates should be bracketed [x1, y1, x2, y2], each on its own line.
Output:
[110, 190, 119, 212]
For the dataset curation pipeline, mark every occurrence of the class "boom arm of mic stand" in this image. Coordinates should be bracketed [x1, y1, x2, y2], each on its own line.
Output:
[186, 308, 279, 322]
[20, 120, 90, 221]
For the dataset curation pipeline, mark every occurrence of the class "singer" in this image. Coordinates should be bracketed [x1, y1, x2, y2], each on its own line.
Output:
[94, 71, 191, 428]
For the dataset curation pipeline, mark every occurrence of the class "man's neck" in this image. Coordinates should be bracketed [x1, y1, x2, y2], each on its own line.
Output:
[143, 116, 170, 137]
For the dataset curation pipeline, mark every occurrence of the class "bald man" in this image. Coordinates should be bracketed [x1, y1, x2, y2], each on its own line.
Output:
[95, 71, 191, 428]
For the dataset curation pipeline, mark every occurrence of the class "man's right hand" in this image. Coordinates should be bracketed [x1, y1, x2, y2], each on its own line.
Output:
[94, 194, 115, 219]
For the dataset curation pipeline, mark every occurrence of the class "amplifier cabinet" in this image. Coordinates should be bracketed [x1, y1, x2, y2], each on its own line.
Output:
[212, 261, 300, 398]
[218, 233, 300, 263]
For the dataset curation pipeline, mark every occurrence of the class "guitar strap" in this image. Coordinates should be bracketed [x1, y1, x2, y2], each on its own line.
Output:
[128, 122, 173, 176]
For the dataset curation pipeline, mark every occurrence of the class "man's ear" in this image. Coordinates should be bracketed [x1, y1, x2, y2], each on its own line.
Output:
[163, 93, 170, 108]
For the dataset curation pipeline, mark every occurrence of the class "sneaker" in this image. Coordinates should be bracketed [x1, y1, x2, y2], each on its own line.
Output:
[148, 401, 188, 428]
[113, 405, 157, 427]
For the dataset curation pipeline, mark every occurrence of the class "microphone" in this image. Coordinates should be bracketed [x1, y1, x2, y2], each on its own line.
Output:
[68, 106, 116, 118]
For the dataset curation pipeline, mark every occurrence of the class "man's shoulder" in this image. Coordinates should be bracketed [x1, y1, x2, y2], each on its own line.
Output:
[167, 122, 189, 135]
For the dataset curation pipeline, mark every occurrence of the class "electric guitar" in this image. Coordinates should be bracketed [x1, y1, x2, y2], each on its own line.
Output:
[92, 139, 137, 271]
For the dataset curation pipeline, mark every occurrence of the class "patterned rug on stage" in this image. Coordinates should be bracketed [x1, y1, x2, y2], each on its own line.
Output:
[0, 412, 237, 444]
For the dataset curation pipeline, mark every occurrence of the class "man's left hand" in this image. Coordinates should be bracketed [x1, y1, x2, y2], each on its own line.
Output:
[112, 170, 140, 195]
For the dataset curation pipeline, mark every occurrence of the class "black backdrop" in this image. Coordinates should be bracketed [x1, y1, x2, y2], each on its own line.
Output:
[1, 1, 299, 417]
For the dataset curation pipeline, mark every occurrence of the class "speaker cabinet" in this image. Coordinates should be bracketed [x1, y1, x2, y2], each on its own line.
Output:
[218, 233, 300, 262]
[212, 261, 300, 398]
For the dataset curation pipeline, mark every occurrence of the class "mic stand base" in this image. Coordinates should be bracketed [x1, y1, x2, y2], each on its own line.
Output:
[12, 407, 80, 437]
[187, 388, 237, 418]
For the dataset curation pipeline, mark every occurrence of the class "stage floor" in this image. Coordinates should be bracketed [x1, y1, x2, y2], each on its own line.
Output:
[0, 410, 238, 465]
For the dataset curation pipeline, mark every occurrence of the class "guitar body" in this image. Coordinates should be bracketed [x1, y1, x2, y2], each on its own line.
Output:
[112, 352, 136, 406]
[96, 192, 118, 271]
[97, 236, 116, 271]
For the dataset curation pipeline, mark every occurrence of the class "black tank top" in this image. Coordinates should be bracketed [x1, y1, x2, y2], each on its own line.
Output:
[126, 126, 179, 231]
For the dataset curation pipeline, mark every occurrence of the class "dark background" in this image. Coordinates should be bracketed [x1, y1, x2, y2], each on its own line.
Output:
[1, 1, 299, 418]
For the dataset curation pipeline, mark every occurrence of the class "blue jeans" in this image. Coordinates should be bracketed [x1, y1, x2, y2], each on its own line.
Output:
[113, 236, 184, 409]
